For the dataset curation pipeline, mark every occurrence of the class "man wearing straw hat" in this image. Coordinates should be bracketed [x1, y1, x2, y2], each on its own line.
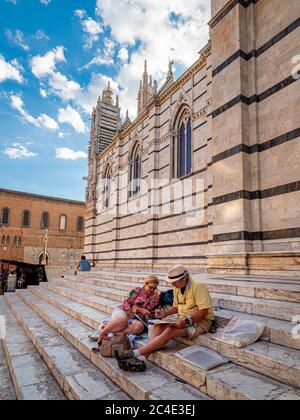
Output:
[119, 265, 214, 361]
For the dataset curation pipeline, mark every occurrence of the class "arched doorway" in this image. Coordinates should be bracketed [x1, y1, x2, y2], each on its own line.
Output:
[38, 251, 50, 266]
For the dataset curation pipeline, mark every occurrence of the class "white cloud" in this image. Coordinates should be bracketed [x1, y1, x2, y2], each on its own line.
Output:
[30, 46, 82, 102]
[10, 94, 59, 130]
[40, 88, 48, 98]
[34, 29, 50, 41]
[75, 9, 103, 50]
[55, 147, 87, 160]
[118, 47, 129, 63]
[58, 105, 87, 134]
[0, 55, 24, 84]
[2, 143, 37, 160]
[30, 46, 65, 78]
[81, 38, 116, 70]
[40, 0, 51, 5]
[96, 0, 210, 117]
[5, 29, 30, 51]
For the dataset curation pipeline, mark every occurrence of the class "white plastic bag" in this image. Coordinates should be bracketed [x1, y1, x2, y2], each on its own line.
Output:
[211, 316, 266, 348]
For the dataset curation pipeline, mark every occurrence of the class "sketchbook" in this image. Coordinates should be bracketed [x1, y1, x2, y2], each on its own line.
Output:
[174, 346, 229, 371]
[148, 314, 180, 325]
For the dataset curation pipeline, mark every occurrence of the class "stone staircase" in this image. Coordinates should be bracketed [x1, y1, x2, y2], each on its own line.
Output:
[0, 269, 300, 400]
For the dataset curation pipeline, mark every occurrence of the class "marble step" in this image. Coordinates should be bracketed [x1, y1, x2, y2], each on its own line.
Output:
[65, 275, 300, 303]
[25, 286, 300, 399]
[0, 338, 16, 400]
[141, 340, 300, 400]
[178, 334, 300, 389]
[4, 294, 130, 401]
[50, 277, 300, 322]
[42, 280, 300, 350]
[76, 270, 300, 285]
[0, 299, 66, 400]
[15, 289, 210, 401]
[68, 271, 300, 301]
[28, 285, 300, 389]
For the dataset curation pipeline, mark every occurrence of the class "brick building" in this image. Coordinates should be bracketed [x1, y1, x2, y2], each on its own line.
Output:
[85, 0, 300, 275]
[0, 189, 86, 267]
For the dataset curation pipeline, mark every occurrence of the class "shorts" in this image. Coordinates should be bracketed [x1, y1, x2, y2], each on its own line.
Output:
[186, 320, 212, 339]
[111, 308, 128, 321]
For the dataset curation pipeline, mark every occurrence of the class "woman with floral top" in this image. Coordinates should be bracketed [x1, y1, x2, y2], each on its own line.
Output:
[89, 275, 160, 342]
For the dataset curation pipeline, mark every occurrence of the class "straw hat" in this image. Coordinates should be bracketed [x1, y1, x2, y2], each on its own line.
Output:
[166, 265, 188, 283]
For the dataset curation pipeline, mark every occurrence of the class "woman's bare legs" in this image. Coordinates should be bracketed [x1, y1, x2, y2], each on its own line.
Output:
[126, 320, 145, 335]
[99, 314, 128, 340]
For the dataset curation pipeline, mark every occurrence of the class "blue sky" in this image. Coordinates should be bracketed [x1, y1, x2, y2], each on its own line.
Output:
[0, 0, 210, 201]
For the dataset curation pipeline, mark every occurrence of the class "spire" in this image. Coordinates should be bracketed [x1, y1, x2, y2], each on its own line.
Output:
[116, 95, 119, 108]
[143, 59, 148, 85]
[166, 59, 174, 83]
[121, 109, 131, 131]
[102, 81, 114, 105]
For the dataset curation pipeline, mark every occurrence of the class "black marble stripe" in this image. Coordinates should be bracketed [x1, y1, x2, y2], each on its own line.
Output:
[212, 127, 300, 163]
[193, 75, 208, 88]
[213, 181, 300, 206]
[194, 144, 208, 153]
[88, 223, 210, 246]
[148, 143, 170, 156]
[193, 121, 207, 131]
[149, 119, 170, 131]
[212, 75, 299, 118]
[193, 90, 207, 102]
[210, 0, 260, 29]
[94, 256, 208, 261]
[213, 228, 300, 243]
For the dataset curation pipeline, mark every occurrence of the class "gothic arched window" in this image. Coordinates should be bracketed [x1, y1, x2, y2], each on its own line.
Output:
[14, 236, 22, 247]
[41, 212, 50, 229]
[22, 210, 31, 228]
[1, 207, 10, 226]
[59, 214, 67, 231]
[172, 108, 193, 178]
[77, 216, 84, 233]
[129, 143, 142, 198]
[103, 165, 112, 209]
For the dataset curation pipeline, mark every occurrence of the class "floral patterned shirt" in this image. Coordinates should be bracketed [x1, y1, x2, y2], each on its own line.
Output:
[118, 287, 159, 318]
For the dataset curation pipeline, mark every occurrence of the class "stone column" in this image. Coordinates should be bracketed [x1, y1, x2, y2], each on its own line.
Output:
[208, 0, 259, 273]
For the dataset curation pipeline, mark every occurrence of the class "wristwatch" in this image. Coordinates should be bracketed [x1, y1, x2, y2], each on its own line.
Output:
[183, 315, 193, 328]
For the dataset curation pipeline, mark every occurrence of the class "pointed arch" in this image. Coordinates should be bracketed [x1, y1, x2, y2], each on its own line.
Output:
[41, 212, 50, 229]
[103, 163, 112, 209]
[22, 210, 31, 228]
[171, 105, 193, 178]
[59, 214, 67, 231]
[1, 207, 10, 226]
[77, 216, 85, 233]
[129, 141, 142, 198]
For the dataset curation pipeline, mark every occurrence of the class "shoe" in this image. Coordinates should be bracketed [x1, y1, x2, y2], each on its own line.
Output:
[118, 357, 147, 372]
[116, 350, 134, 360]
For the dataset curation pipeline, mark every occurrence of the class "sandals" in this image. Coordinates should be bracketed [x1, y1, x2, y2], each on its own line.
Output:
[117, 357, 147, 372]
[116, 350, 147, 372]
[117, 350, 135, 360]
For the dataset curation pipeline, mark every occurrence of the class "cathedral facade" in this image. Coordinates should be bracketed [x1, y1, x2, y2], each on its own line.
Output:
[85, 0, 300, 275]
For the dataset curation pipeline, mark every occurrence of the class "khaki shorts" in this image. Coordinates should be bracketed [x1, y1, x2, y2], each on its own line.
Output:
[186, 319, 212, 339]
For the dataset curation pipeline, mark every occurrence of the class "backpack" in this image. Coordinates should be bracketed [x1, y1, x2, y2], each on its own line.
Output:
[99, 333, 131, 358]
[159, 289, 174, 308]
